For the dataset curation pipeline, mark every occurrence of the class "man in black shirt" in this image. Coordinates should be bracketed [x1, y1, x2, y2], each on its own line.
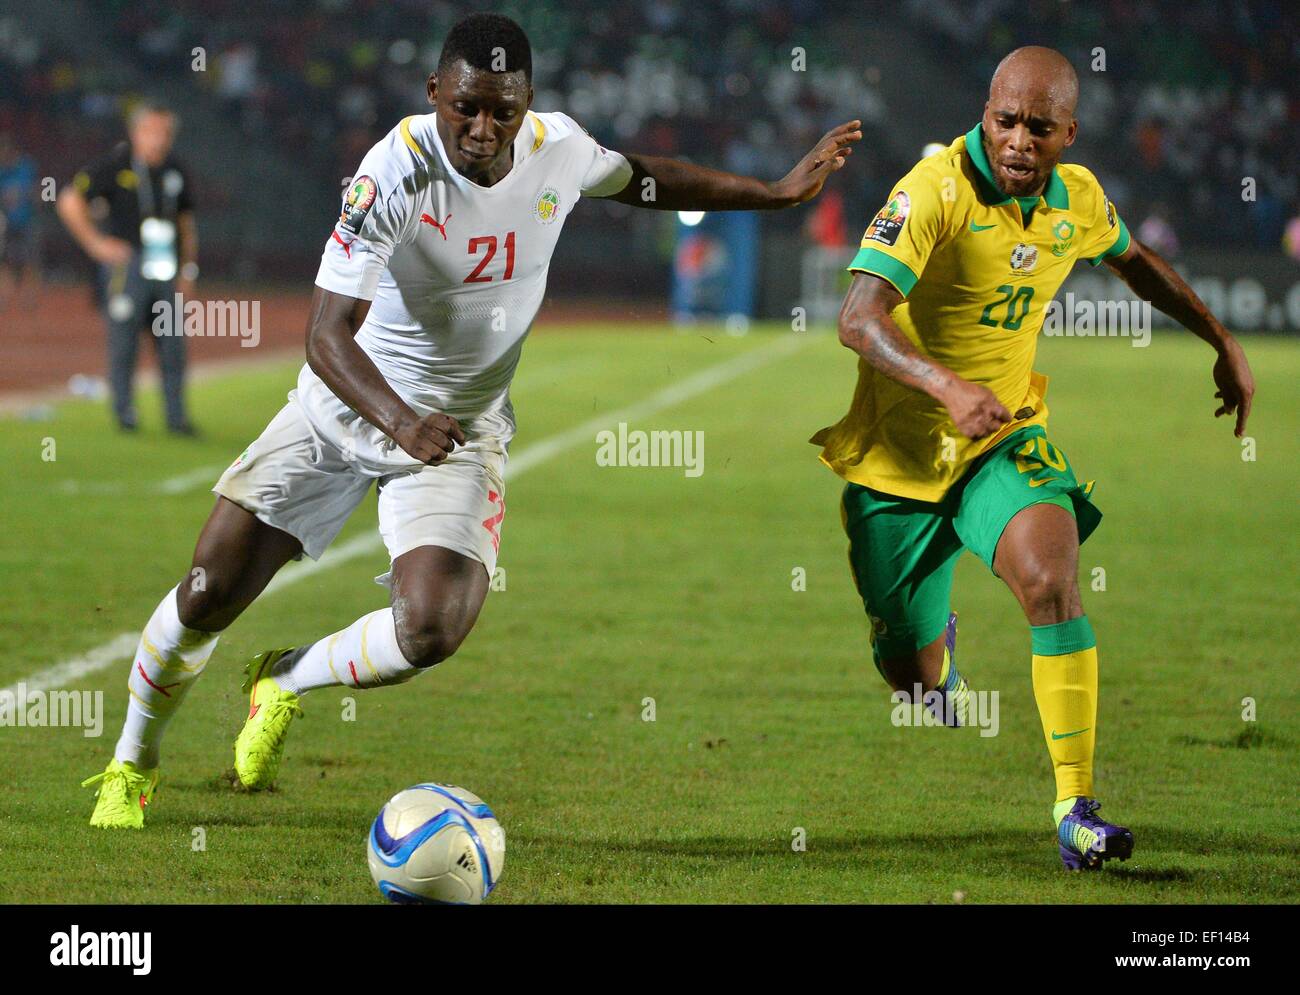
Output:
[57, 102, 199, 434]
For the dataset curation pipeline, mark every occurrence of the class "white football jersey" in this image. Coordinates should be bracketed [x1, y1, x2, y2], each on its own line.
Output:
[302, 110, 632, 471]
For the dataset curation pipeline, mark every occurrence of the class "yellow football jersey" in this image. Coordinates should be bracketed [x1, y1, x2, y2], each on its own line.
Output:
[812, 123, 1130, 502]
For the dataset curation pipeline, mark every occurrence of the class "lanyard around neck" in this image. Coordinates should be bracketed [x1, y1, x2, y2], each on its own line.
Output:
[132, 158, 157, 218]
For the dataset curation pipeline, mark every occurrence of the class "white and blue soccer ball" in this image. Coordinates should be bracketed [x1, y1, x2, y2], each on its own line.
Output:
[367, 783, 505, 904]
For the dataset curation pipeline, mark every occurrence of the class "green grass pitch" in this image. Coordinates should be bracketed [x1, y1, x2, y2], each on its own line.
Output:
[0, 325, 1296, 903]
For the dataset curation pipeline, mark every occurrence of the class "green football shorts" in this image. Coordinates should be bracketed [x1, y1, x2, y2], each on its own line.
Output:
[841, 425, 1101, 664]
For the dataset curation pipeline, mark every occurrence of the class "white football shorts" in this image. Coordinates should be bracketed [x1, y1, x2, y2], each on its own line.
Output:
[213, 396, 506, 579]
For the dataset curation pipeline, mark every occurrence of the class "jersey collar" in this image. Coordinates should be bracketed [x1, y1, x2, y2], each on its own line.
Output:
[964, 123, 1069, 215]
[424, 113, 533, 192]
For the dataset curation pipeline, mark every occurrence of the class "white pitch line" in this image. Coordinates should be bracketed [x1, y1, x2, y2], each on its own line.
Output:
[504, 331, 807, 478]
[56, 464, 228, 497]
[8, 633, 141, 698]
[4, 333, 809, 697]
[156, 464, 228, 495]
[260, 531, 385, 597]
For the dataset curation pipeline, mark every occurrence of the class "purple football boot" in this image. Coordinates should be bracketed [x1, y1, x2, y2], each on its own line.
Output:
[926, 612, 970, 727]
[1058, 798, 1135, 870]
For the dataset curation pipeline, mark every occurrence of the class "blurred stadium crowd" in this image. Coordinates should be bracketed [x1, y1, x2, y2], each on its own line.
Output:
[912, 0, 1299, 258]
[1, 0, 1297, 288]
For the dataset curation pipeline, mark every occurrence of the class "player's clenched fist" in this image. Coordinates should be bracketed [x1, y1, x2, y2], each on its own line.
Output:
[393, 411, 466, 464]
[940, 378, 1012, 441]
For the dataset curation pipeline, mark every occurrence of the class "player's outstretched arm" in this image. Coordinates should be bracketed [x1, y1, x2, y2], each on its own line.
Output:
[839, 272, 1011, 441]
[605, 121, 861, 211]
[1105, 239, 1255, 437]
[305, 287, 465, 464]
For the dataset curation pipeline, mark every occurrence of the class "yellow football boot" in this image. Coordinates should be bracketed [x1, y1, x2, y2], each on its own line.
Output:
[82, 759, 160, 829]
[233, 648, 303, 790]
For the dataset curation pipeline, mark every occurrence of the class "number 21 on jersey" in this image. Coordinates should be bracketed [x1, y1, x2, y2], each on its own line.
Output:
[466, 231, 516, 283]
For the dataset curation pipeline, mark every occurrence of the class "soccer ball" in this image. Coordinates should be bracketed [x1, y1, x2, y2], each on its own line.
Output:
[367, 783, 505, 904]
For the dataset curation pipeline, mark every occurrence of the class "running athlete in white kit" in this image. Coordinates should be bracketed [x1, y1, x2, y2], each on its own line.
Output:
[83, 12, 861, 827]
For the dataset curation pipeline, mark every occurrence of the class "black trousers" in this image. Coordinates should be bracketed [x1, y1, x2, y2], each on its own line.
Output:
[100, 257, 187, 428]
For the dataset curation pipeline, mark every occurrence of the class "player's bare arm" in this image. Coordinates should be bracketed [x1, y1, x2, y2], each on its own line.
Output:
[606, 120, 861, 211]
[838, 271, 1011, 440]
[1106, 239, 1255, 436]
[304, 287, 465, 464]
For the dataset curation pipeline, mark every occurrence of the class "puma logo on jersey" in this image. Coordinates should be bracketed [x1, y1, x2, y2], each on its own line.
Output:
[420, 212, 452, 239]
[331, 231, 353, 258]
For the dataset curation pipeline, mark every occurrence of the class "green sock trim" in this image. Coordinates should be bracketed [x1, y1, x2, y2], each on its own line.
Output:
[1031, 616, 1096, 655]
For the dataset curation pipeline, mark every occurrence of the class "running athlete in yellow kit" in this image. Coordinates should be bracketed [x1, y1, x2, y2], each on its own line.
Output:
[813, 47, 1255, 870]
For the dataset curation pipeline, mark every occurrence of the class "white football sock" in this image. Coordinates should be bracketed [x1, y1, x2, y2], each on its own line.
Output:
[272, 607, 417, 694]
[114, 586, 220, 768]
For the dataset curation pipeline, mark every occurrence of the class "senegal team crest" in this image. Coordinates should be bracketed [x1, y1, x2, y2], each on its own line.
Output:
[340, 175, 378, 234]
[1010, 242, 1038, 272]
[864, 191, 909, 247]
[533, 186, 561, 225]
[1050, 219, 1076, 257]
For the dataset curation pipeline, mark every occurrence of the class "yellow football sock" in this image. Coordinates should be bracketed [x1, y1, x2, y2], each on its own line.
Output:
[1030, 616, 1098, 807]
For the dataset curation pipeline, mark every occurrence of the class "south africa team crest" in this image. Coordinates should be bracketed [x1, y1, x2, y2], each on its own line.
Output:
[1050, 220, 1076, 257]
[533, 187, 561, 225]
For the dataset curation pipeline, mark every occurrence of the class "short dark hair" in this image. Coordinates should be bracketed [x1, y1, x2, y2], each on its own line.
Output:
[437, 13, 532, 81]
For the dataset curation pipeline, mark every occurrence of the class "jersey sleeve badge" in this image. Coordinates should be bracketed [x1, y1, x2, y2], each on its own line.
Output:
[340, 175, 379, 234]
[864, 191, 909, 247]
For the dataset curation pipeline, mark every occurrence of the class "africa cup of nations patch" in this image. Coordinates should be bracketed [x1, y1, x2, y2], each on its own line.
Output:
[1010, 242, 1038, 272]
[533, 186, 561, 225]
[340, 175, 378, 234]
[864, 191, 909, 246]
